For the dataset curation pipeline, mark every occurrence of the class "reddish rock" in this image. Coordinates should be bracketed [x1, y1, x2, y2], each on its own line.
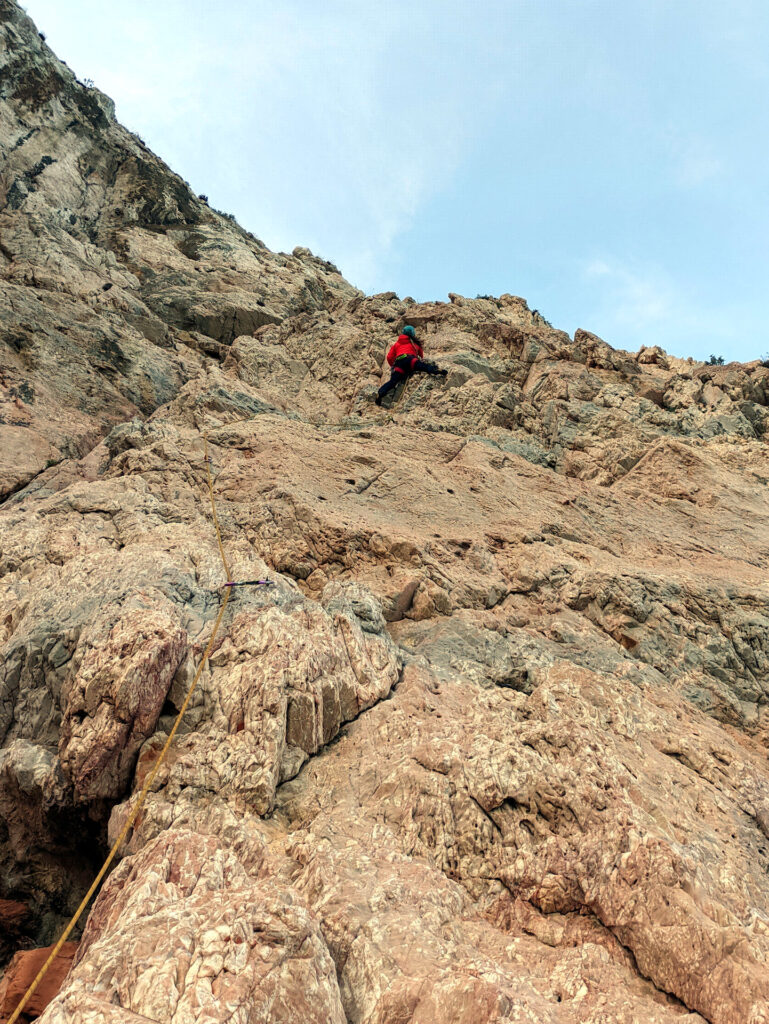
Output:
[0, 900, 27, 933]
[0, 943, 77, 1023]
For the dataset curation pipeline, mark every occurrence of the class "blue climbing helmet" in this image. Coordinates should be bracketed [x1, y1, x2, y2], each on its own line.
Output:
[402, 325, 417, 339]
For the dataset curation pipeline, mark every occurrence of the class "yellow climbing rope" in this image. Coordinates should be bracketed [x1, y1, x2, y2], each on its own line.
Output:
[8, 434, 232, 1024]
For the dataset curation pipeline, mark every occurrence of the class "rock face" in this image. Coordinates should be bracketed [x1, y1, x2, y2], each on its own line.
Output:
[3, 4, 769, 1023]
[0, 942, 77, 1023]
[0, 0, 357, 499]
[38, 833, 347, 1024]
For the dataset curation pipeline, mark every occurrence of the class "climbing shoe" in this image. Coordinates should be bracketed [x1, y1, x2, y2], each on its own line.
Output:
[439, 368, 448, 377]
[374, 394, 382, 406]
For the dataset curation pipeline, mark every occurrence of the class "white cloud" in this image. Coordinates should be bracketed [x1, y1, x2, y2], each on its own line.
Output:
[24, 0, 473, 288]
[577, 255, 753, 361]
[699, 1, 769, 85]
[584, 259, 612, 278]
[581, 256, 676, 334]
[663, 129, 724, 188]
[24, 0, 767, 362]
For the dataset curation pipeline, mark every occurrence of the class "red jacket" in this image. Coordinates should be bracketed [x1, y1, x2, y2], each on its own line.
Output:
[387, 335, 423, 367]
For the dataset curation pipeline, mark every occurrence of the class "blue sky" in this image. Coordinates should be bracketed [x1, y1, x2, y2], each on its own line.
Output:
[23, 0, 769, 362]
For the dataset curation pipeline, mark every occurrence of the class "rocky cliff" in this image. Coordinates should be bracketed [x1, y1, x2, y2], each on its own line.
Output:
[2, 4, 769, 1023]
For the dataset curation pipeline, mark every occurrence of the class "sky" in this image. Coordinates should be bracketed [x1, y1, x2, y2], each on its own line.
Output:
[22, 0, 769, 362]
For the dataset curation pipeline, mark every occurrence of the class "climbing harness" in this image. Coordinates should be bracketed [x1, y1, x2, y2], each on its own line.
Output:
[8, 434, 236, 1024]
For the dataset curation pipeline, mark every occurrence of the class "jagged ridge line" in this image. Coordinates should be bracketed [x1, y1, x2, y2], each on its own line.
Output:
[8, 433, 233, 1024]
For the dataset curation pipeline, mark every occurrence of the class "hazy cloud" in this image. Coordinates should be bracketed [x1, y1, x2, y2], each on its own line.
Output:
[25, 0, 480, 287]
[583, 258, 675, 333]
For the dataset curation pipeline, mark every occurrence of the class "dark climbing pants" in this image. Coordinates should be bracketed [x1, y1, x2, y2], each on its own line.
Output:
[377, 360, 442, 402]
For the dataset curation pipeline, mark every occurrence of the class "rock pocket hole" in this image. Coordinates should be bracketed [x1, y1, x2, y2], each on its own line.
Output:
[446, 488, 454, 494]
[346, 479, 356, 485]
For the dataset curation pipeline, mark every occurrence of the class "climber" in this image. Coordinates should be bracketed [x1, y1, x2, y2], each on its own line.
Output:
[375, 325, 447, 406]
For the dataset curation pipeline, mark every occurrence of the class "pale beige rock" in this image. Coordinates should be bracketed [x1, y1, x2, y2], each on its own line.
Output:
[280, 830, 700, 1024]
[274, 654, 769, 1023]
[0, 4, 358, 499]
[4, 4, 769, 1023]
[36, 831, 346, 1024]
[107, 587, 399, 841]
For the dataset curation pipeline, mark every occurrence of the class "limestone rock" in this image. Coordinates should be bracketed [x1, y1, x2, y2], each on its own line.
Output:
[0, 3, 358, 498]
[36, 832, 346, 1024]
[4, 5, 769, 1023]
[637, 344, 670, 368]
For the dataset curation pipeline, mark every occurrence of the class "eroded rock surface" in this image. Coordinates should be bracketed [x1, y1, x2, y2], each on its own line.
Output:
[37, 832, 346, 1024]
[2, 4, 769, 1023]
[0, 0, 357, 499]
